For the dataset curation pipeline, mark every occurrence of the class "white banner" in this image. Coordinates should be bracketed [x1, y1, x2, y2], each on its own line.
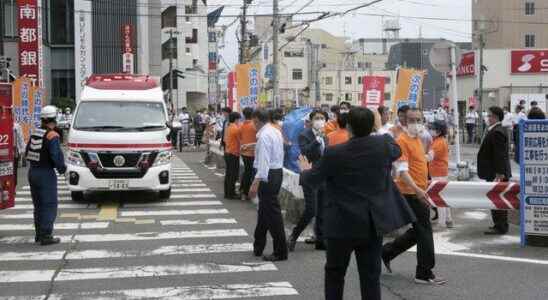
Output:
[74, 0, 93, 103]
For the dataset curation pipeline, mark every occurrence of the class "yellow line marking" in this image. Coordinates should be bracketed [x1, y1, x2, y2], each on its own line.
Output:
[97, 202, 119, 221]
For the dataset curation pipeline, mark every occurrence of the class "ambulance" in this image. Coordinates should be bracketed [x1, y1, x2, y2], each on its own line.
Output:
[66, 74, 172, 201]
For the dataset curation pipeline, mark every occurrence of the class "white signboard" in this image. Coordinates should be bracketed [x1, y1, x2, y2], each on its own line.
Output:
[74, 0, 93, 102]
[122, 53, 134, 74]
[511, 94, 547, 112]
[520, 120, 548, 246]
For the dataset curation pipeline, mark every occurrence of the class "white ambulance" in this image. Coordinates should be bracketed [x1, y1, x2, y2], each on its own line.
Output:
[66, 74, 172, 201]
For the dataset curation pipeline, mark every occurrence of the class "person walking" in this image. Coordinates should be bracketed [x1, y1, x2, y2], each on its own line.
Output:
[193, 109, 205, 149]
[223, 112, 241, 200]
[178, 107, 192, 148]
[428, 121, 453, 228]
[288, 109, 329, 251]
[465, 106, 479, 144]
[382, 107, 447, 285]
[248, 109, 288, 262]
[479, 106, 512, 235]
[25, 106, 67, 245]
[299, 107, 415, 300]
[239, 107, 257, 201]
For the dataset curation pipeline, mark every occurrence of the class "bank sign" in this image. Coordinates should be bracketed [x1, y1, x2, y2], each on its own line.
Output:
[511, 50, 548, 74]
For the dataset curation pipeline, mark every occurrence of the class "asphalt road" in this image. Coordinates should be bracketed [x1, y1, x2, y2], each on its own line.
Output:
[1, 151, 547, 299]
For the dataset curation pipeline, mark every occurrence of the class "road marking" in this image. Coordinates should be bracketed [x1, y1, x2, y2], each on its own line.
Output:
[0, 243, 254, 262]
[171, 183, 207, 187]
[121, 208, 229, 217]
[134, 219, 156, 225]
[171, 188, 211, 193]
[0, 262, 277, 283]
[123, 201, 222, 208]
[0, 222, 109, 231]
[24, 282, 299, 299]
[97, 202, 119, 220]
[0, 229, 247, 244]
[172, 179, 203, 183]
[14, 197, 74, 203]
[172, 176, 200, 179]
[214, 172, 224, 177]
[160, 218, 238, 226]
[170, 194, 217, 199]
[17, 190, 70, 196]
[22, 185, 69, 190]
[13, 203, 94, 209]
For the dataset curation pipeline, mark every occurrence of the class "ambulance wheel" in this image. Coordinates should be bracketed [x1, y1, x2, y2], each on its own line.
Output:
[159, 188, 171, 200]
[71, 191, 85, 202]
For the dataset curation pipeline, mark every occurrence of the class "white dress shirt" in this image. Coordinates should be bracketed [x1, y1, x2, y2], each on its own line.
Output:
[254, 123, 284, 181]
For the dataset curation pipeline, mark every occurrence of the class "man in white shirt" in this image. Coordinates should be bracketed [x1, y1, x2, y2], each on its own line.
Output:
[248, 109, 288, 262]
[178, 107, 191, 147]
[465, 106, 479, 143]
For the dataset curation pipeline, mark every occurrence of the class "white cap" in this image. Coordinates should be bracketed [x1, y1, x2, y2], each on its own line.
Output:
[41, 105, 57, 119]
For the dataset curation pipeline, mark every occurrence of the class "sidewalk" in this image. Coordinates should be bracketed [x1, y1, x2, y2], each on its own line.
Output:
[449, 144, 521, 180]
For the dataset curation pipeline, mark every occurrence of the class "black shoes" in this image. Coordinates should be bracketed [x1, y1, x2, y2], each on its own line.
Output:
[304, 237, 316, 244]
[288, 238, 297, 252]
[263, 254, 288, 262]
[39, 236, 61, 246]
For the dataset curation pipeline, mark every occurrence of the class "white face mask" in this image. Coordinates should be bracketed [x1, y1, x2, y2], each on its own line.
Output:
[340, 109, 349, 114]
[406, 123, 420, 137]
[313, 119, 326, 130]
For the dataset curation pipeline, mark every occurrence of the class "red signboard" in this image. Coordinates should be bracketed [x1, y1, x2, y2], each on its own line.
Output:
[468, 96, 477, 108]
[0, 84, 15, 210]
[121, 24, 134, 74]
[457, 52, 475, 77]
[361, 76, 385, 110]
[511, 50, 548, 74]
[17, 0, 40, 85]
[227, 71, 235, 109]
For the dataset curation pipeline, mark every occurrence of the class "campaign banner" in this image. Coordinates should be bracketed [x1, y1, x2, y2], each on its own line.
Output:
[361, 76, 385, 110]
[17, 0, 42, 86]
[520, 120, 548, 246]
[227, 71, 235, 110]
[0, 83, 15, 210]
[393, 68, 425, 109]
[12, 77, 44, 142]
[235, 64, 261, 110]
[121, 24, 134, 74]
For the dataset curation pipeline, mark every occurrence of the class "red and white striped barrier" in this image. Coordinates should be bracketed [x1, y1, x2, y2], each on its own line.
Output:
[427, 181, 520, 210]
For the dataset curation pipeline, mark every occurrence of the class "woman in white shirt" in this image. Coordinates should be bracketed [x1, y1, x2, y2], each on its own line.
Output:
[465, 106, 479, 143]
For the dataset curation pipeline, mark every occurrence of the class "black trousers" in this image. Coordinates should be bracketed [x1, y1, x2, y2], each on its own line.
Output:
[240, 155, 255, 197]
[382, 194, 435, 279]
[491, 210, 509, 233]
[291, 183, 324, 241]
[224, 154, 240, 198]
[466, 123, 475, 143]
[325, 234, 383, 300]
[253, 169, 288, 258]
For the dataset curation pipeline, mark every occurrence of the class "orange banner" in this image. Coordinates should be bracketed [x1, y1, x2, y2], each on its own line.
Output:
[235, 64, 260, 111]
[393, 68, 425, 110]
[12, 77, 45, 142]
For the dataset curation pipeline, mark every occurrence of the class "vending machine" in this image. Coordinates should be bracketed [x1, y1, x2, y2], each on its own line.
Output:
[0, 83, 15, 210]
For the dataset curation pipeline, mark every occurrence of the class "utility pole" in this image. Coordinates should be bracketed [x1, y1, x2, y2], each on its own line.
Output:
[167, 29, 180, 113]
[0, 0, 5, 57]
[239, 0, 250, 64]
[272, 0, 280, 108]
[478, 33, 485, 134]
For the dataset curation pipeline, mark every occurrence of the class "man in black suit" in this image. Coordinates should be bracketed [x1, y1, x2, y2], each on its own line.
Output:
[477, 106, 512, 235]
[288, 109, 329, 251]
[299, 107, 415, 300]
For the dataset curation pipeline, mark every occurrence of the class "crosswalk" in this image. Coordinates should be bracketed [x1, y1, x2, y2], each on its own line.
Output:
[0, 157, 299, 299]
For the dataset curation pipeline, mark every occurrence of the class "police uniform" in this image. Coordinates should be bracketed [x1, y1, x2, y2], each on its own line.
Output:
[26, 128, 67, 244]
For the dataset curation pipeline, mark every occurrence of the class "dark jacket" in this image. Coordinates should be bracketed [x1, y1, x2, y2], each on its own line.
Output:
[300, 134, 416, 239]
[298, 128, 326, 165]
[477, 123, 512, 181]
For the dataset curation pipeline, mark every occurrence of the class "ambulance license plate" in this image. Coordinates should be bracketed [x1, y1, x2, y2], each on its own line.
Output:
[108, 180, 129, 190]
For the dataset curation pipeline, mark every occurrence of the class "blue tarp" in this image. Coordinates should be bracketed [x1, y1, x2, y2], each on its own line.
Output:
[282, 107, 312, 173]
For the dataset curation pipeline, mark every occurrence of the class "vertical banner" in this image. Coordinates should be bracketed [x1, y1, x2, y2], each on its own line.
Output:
[17, 0, 40, 86]
[12, 77, 43, 142]
[361, 76, 385, 110]
[0, 83, 15, 210]
[235, 64, 261, 110]
[520, 120, 548, 246]
[227, 71, 235, 110]
[74, 0, 93, 102]
[393, 68, 425, 109]
[122, 24, 134, 74]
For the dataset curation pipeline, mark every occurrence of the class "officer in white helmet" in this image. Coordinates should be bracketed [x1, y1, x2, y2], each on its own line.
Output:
[25, 105, 67, 245]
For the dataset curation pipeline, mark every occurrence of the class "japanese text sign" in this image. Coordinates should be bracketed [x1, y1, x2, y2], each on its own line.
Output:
[361, 76, 385, 110]
[394, 68, 425, 109]
[12, 77, 44, 142]
[236, 64, 261, 110]
[0, 83, 15, 210]
[17, 0, 40, 85]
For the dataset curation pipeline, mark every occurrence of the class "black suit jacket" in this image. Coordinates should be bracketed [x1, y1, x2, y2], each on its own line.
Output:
[300, 134, 416, 239]
[477, 123, 512, 181]
[298, 128, 326, 165]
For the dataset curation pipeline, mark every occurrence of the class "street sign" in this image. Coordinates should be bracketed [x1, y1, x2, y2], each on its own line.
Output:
[429, 41, 461, 73]
[520, 120, 548, 246]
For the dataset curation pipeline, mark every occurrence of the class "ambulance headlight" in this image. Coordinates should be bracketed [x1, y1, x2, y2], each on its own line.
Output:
[67, 150, 85, 166]
[153, 150, 172, 166]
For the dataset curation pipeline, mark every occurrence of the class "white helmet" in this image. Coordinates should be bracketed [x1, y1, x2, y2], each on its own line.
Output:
[41, 105, 57, 119]
[65, 107, 71, 114]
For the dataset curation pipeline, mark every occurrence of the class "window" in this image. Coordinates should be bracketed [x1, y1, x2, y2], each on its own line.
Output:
[51, 70, 75, 100]
[185, 16, 191, 23]
[325, 77, 333, 85]
[325, 93, 334, 101]
[358, 76, 362, 84]
[161, 38, 177, 60]
[358, 93, 363, 100]
[321, 44, 327, 49]
[185, 47, 191, 55]
[186, 29, 198, 44]
[525, 1, 535, 15]
[525, 34, 536, 47]
[3, 0, 17, 37]
[48, 0, 74, 44]
[357, 62, 372, 69]
[384, 93, 391, 101]
[185, 5, 197, 14]
[192, 59, 198, 67]
[162, 71, 178, 90]
[161, 6, 176, 28]
[345, 93, 352, 101]
[292, 68, 303, 80]
[208, 31, 216, 42]
[345, 76, 352, 85]
[284, 49, 304, 57]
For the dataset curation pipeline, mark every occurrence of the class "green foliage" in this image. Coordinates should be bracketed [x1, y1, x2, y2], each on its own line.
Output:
[51, 97, 75, 111]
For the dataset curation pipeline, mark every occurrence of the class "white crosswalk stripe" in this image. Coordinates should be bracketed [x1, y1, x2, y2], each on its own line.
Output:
[0, 157, 298, 299]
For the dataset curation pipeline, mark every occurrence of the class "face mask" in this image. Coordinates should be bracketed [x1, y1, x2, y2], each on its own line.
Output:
[313, 120, 326, 130]
[416, 124, 425, 134]
[406, 123, 420, 137]
[340, 109, 349, 114]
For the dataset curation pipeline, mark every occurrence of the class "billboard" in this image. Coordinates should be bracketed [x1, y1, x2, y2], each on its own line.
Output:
[511, 50, 548, 74]
[235, 64, 261, 110]
[393, 68, 425, 109]
[361, 76, 385, 110]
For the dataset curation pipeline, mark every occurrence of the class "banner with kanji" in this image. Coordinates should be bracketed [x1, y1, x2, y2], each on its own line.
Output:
[361, 76, 385, 110]
[0, 83, 15, 210]
[12, 77, 44, 142]
[235, 64, 261, 110]
[17, 0, 43, 87]
[393, 68, 425, 109]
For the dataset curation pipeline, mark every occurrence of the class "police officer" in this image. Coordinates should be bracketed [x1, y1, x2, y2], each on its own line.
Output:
[26, 105, 67, 245]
